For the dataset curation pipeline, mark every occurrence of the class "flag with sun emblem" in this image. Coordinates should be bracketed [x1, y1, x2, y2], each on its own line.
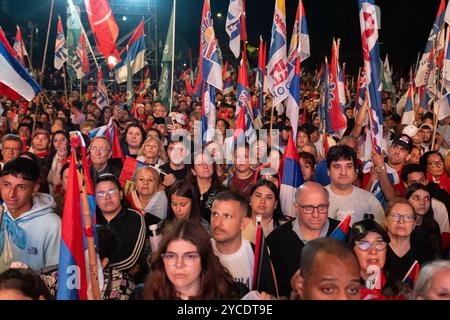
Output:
[200, 0, 222, 90]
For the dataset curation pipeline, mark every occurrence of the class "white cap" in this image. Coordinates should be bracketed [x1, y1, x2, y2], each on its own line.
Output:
[402, 124, 419, 138]
[174, 113, 186, 125]
[419, 123, 434, 131]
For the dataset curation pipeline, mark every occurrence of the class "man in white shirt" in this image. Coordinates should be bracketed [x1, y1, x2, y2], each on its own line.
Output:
[210, 191, 253, 289]
[326, 145, 385, 226]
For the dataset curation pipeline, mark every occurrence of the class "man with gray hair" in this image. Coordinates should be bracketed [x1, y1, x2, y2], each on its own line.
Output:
[1, 134, 23, 169]
[267, 181, 340, 298]
[89, 136, 123, 182]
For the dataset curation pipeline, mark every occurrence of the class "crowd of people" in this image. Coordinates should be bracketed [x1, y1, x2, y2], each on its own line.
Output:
[0, 73, 449, 300]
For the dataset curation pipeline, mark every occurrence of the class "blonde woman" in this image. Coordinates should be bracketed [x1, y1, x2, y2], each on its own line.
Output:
[137, 136, 168, 166]
[127, 166, 168, 221]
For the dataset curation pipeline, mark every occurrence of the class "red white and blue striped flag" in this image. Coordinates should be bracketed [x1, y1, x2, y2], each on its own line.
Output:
[57, 136, 102, 300]
[96, 69, 108, 110]
[358, 0, 383, 154]
[279, 134, 304, 218]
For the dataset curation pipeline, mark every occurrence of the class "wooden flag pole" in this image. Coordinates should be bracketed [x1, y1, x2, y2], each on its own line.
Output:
[39, 0, 54, 86]
[169, 0, 177, 113]
[63, 64, 69, 108]
[71, 134, 101, 300]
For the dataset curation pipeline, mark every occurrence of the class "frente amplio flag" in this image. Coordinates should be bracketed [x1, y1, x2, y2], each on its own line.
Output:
[252, 219, 279, 297]
[54, 16, 68, 70]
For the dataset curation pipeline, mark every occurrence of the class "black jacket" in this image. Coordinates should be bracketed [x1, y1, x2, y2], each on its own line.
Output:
[90, 158, 124, 183]
[267, 218, 340, 298]
[96, 206, 146, 272]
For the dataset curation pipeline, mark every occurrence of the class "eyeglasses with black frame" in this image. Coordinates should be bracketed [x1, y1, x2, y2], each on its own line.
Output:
[295, 203, 329, 214]
[354, 239, 387, 252]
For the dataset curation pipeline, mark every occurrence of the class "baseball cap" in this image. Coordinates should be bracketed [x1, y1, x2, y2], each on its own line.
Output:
[31, 128, 50, 139]
[391, 134, 413, 152]
[402, 124, 419, 138]
[174, 113, 186, 125]
[348, 214, 390, 248]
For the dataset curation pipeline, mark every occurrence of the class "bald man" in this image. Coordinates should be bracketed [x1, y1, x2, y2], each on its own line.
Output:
[267, 182, 340, 298]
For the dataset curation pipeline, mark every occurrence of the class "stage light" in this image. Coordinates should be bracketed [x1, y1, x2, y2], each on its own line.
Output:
[122, 16, 127, 21]
[216, 12, 222, 18]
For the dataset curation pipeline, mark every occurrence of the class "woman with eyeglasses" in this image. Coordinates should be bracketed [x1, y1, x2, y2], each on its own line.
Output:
[95, 174, 147, 282]
[420, 151, 450, 195]
[383, 198, 434, 288]
[142, 219, 249, 300]
[406, 184, 443, 260]
[348, 215, 401, 299]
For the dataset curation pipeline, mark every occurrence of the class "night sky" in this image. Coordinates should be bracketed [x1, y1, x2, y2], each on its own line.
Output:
[0, 0, 442, 77]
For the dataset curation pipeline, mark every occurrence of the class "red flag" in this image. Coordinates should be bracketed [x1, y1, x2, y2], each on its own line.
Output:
[329, 39, 347, 132]
[79, 34, 90, 74]
[84, 0, 120, 70]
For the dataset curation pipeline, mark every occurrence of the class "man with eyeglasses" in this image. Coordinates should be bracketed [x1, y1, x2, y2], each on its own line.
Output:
[94, 174, 146, 282]
[89, 137, 123, 183]
[402, 164, 449, 233]
[1, 134, 23, 169]
[363, 134, 413, 207]
[326, 145, 385, 226]
[267, 182, 340, 298]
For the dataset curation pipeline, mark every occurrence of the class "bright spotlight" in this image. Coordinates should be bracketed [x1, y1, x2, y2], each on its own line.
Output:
[216, 12, 222, 18]
[122, 16, 127, 21]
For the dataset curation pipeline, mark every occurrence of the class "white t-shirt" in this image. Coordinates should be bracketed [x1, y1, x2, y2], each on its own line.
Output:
[211, 238, 254, 289]
[432, 198, 450, 233]
[325, 185, 385, 226]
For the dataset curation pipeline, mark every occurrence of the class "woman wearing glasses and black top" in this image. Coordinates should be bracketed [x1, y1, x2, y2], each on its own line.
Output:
[349, 215, 402, 300]
[383, 198, 435, 288]
[142, 219, 249, 300]
[95, 174, 147, 283]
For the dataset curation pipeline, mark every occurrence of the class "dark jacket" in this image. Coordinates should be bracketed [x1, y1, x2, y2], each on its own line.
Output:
[90, 158, 124, 182]
[267, 218, 340, 298]
[96, 206, 146, 272]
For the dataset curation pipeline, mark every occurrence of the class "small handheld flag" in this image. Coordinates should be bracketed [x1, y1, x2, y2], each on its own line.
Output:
[330, 214, 351, 241]
[402, 260, 420, 287]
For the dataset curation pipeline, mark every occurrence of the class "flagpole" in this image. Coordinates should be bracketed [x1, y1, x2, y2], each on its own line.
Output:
[80, 79, 82, 100]
[70, 134, 101, 300]
[63, 64, 69, 107]
[169, 0, 176, 113]
[39, 0, 54, 86]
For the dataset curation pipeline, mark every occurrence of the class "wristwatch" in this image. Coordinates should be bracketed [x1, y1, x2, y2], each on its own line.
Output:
[374, 165, 386, 173]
